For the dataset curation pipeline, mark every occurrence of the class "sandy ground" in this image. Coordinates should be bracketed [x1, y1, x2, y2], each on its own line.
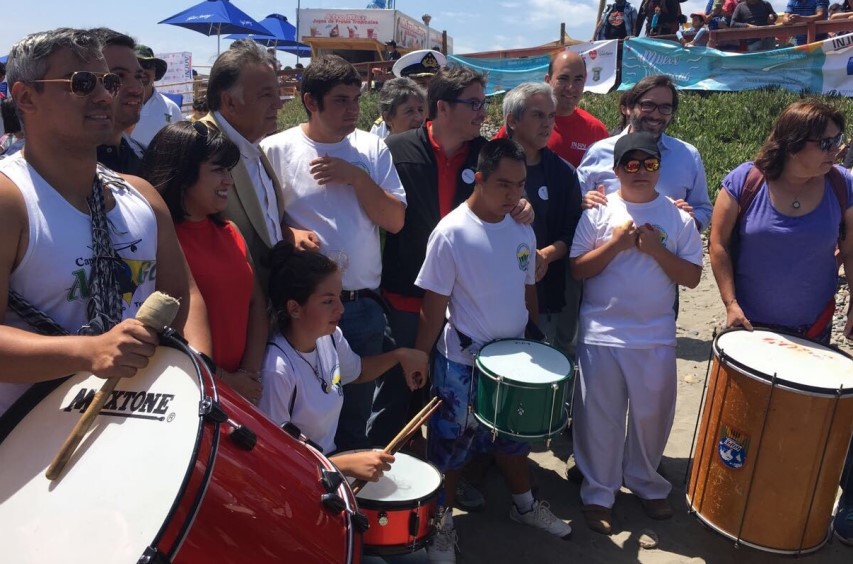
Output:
[452, 250, 853, 564]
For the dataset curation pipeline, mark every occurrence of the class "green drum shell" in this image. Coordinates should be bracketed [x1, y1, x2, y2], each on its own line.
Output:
[473, 343, 573, 442]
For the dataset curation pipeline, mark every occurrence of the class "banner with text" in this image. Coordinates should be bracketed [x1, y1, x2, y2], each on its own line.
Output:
[155, 52, 193, 108]
[621, 36, 853, 96]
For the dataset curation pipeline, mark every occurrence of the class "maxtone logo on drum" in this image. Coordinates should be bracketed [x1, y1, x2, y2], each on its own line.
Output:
[62, 388, 176, 422]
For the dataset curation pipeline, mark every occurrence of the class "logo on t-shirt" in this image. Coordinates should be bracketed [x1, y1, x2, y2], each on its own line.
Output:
[516, 243, 531, 272]
[643, 223, 668, 245]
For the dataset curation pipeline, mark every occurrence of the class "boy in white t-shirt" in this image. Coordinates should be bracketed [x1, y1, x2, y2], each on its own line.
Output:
[570, 132, 703, 535]
[415, 139, 572, 563]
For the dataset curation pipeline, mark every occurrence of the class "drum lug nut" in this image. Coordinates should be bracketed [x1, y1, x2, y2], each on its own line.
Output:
[199, 398, 228, 423]
[378, 511, 389, 526]
[321, 492, 347, 513]
[321, 469, 344, 493]
[352, 511, 371, 532]
[408, 511, 420, 536]
[228, 424, 257, 451]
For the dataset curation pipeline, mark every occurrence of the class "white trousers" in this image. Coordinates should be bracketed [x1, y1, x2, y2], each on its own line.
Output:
[572, 344, 677, 508]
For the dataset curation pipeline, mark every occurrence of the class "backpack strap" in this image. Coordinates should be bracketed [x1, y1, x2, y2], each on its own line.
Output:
[827, 166, 849, 241]
[267, 340, 298, 417]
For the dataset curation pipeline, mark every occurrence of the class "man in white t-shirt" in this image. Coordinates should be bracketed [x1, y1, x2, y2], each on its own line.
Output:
[262, 55, 406, 451]
[415, 139, 571, 563]
[570, 132, 703, 535]
[129, 45, 183, 149]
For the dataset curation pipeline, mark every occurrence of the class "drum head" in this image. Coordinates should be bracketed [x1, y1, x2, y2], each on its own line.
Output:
[354, 452, 442, 504]
[715, 329, 853, 394]
[477, 339, 571, 384]
[0, 346, 203, 564]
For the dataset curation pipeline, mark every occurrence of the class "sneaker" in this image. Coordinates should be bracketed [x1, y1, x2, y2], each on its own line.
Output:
[640, 497, 673, 520]
[510, 499, 572, 539]
[427, 512, 458, 563]
[455, 479, 485, 512]
[834, 497, 853, 546]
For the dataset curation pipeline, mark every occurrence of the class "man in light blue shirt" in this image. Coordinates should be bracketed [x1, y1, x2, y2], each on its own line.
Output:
[577, 74, 712, 231]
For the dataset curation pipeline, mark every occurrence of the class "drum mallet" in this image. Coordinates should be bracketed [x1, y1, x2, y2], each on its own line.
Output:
[45, 291, 181, 480]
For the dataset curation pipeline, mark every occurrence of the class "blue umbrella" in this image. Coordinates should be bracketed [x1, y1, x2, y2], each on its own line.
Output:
[159, 0, 270, 54]
[226, 14, 310, 57]
[0, 55, 7, 64]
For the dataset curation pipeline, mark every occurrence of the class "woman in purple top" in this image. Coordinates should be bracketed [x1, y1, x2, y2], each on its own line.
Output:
[709, 99, 853, 546]
[710, 100, 853, 342]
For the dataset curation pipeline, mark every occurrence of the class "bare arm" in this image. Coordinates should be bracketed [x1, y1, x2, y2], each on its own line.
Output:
[0, 175, 158, 382]
[637, 225, 702, 288]
[331, 450, 394, 481]
[125, 175, 212, 355]
[240, 272, 269, 375]
[708, 189, 753, 329]
[355, 348, 428, 389]
[309, 156, 405, 233]
[415, 290, 450, 355]
[570, 220, 638, 280]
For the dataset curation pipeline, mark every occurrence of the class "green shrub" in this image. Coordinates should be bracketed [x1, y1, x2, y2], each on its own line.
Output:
[279, 87, 853, 202]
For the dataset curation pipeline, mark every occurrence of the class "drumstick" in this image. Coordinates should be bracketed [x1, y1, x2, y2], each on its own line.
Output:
[350, 397, 443, 495]
[45, 292, 181, 480]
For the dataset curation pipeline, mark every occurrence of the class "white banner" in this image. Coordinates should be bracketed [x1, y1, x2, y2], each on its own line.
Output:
[821, 33, 853, 96]
[298, 9, 393, 41]
[155, 52, 193, 107]
[567, 40, 619, 94]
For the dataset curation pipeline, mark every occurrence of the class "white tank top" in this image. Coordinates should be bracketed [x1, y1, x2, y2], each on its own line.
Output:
[0, 153, 157, 414]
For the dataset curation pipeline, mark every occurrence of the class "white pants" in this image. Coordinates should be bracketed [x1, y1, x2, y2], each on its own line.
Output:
[572, 344, 677, 508]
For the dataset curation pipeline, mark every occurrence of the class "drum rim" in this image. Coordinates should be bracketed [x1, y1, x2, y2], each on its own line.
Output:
[713, 327, 853, 397]
[357, 488, 440, 510]
[685, 494, 830, 555]
[473, 410, 569, 440]
[476, 338, 573, 385]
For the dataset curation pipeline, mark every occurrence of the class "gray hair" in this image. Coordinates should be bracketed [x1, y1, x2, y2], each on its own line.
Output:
[7, 28, 103, 87]
[502, 82, 557, 135]
[207, 39, 271, 111]
[379, 78, 425, 120]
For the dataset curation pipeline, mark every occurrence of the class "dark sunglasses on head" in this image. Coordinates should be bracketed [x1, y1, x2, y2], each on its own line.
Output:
[31, 71, 122, 97]
[622, 157, 661, 174]
[807, 132, 844, 152]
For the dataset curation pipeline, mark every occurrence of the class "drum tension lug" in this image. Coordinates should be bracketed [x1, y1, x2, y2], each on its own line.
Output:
[321, 492, 347, 513]
[199, 398, 228, 423]
[228, 424, 257, 451]
[138, 546, 171, 564]
[409, 511, 420, 536]
[321, 468, 344, 493]
[352, 511, 371, 532]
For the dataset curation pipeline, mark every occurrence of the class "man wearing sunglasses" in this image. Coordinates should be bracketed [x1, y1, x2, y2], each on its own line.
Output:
[91, 28, 146, 175]
[0, 28, 210, 418]
[129, 45, 183, 150]
[570, 132, 703, 534]
[577, 74, 712, 232]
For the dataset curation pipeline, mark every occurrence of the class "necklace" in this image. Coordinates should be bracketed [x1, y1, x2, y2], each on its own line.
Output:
[285, 336, 330, 394]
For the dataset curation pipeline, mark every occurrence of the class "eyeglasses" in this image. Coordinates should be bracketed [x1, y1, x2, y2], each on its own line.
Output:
[31, 71, 122, 97]
[807, 132, 844, 152]
[622, 157, 661, 173]
[637, 101, 674, 115]
[448, 98, 490, 112]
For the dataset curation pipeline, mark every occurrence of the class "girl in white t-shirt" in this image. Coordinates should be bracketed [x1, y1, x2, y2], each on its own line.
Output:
[259, 242, 428, 482]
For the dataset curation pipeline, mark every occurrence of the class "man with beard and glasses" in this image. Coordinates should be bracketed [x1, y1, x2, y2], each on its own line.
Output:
[91, 28, 146, 175]
[0, 27, 209, 418]
[262, 55, 407, 452]
[577, 74, 712, 231]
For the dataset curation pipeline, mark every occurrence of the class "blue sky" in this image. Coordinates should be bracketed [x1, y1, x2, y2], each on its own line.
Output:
[1, 0, 793, 69]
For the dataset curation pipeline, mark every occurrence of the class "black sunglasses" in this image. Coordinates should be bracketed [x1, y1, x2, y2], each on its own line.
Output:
[31, 71, 122, 97]
[448, 98, 490, 112]
[807, 132, 844, 152]
[139, 60, 158, 71]
[622, 157, 661, 174]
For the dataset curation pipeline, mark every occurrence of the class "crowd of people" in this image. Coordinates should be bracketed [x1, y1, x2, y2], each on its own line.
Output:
[595, 0, 853, 49]
[0, 23, 852, 564]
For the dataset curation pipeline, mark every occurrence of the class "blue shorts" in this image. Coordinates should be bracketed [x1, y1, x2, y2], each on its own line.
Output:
[427, 352, 530, 473]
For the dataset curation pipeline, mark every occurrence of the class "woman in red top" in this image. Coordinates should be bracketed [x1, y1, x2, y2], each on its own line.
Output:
[142, 121, 265, 403]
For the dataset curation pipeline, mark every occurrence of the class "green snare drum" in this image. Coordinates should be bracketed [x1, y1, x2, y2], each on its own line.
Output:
[473, 339, 573, 444]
